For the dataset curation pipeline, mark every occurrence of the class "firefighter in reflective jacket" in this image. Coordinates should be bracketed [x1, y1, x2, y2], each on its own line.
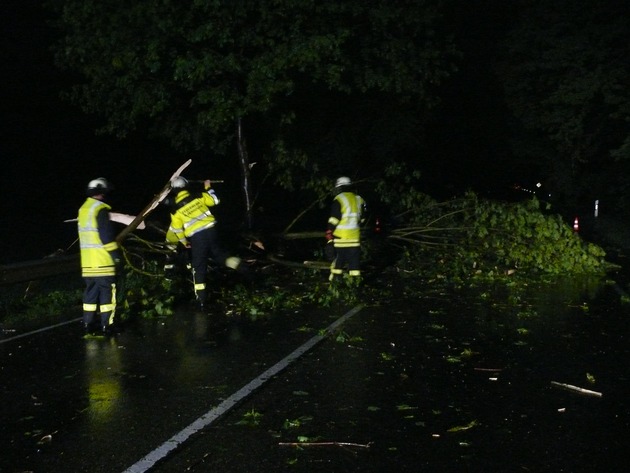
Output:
[165, 177, 245, 310]
[78, 178, 122, 336]
[326, 176, 366, 281]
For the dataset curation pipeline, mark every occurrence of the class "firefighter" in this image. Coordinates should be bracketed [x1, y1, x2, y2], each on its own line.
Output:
[165, 177, 246, 310]
[78, 178, 122, 336]
[326, 176, 366, 281]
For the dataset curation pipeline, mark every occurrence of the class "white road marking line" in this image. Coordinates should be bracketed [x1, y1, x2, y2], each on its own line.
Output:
[0, 318, 82, 344]
[122, 304, 364, 473]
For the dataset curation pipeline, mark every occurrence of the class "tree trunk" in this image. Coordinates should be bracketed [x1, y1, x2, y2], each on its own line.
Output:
[236, 117, 253, 229]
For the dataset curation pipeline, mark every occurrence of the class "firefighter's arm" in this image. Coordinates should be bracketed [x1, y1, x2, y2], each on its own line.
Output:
[360, 198, 367, 224]
[202, 186, 220, 207]
[324, 201, 340, 260]
[327, 200, 341, 235]
[98, 210, 122, 264]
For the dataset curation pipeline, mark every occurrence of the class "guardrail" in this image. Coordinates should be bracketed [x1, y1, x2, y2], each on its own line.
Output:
[0, 254, 80, 286]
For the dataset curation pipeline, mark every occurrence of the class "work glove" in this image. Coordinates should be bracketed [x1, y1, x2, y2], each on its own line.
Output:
[110, 249, 124, 272]
[114, 258, 125, 274]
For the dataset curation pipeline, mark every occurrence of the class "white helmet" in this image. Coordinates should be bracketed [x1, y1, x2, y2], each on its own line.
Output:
[86, 177, 112, 196]
[335, 176, 352, 188]
[171, 176, 189, 189]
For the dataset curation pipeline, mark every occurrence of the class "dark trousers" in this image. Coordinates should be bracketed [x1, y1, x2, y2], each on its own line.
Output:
[189, 227, 229, 302]
[83, 276, 117, 330]
[330, 246, 361, 280]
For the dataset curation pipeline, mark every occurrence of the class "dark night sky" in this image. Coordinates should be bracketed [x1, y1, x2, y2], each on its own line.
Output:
[2, 1, 81, 262]
[1, 1, 186, 263]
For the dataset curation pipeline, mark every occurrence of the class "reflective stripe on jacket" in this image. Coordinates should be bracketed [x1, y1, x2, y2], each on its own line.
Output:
[166, 188, 219, 244]
[328, 192, 364, 248]
[78, 197, 118, 277]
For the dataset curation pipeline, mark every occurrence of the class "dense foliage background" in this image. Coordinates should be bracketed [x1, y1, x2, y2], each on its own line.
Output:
[44, 0, 630, 232]
[2, 1, 629, 264]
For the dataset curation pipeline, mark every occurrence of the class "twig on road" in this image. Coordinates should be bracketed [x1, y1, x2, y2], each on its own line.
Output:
[551, 381, 602, 397]
[279, 441, 372, 449]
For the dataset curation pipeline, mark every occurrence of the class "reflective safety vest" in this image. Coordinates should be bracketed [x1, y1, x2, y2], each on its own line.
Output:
[78, 198, 118, 277]
[328, 192, 364, 248]
[166, 188, 220, 245]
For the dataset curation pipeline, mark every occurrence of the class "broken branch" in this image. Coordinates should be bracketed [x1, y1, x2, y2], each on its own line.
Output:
[279, 441, 372, 449]
[550, 381, 602, 398]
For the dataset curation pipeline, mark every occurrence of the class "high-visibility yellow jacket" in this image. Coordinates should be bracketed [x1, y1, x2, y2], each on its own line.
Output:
[166, 188, 220, 245]
[78, 197, 119, 277]
[328, 192, 365, 248]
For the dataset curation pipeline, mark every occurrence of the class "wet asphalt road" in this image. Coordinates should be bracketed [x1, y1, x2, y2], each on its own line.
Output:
[145, 277, 630, 473]
[1, 302, 341, 473]
[2, 272, 630, 473]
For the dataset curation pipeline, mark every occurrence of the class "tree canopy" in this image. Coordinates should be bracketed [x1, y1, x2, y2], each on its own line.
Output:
[48, 0, 630, 222]
[49, 0, 462, 228]
[50, 0, 458, 155]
